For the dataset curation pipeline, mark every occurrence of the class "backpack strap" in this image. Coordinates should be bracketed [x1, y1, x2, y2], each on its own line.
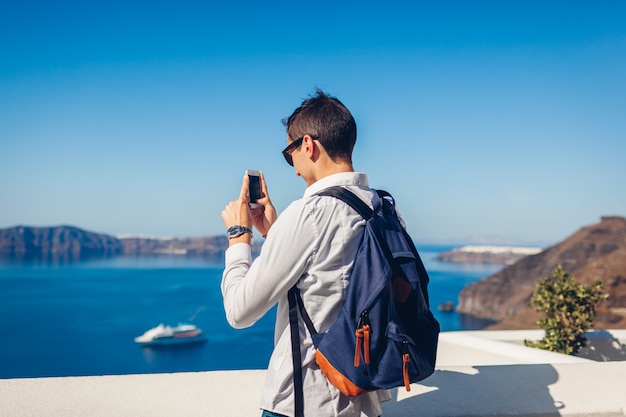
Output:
[294, 287, 318, 336]
[316, 186, 374, 220]
[287, 287, 305, 417]
[288, 284, 320, 417]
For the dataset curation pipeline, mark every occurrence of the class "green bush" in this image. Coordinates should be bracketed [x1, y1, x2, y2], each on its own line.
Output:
[524, 265, 607, 355]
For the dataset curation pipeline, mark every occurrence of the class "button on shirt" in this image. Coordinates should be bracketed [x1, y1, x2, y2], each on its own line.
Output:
[222, 172, 391, 417]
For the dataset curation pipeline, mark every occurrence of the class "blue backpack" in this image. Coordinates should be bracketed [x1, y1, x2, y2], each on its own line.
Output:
[288, 187, 440, 417]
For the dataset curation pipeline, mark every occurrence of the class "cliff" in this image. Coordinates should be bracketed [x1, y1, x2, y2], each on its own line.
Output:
[0, 225, 262, 262]
[456, 216, 626, 329]
[0, 225, 124, 261]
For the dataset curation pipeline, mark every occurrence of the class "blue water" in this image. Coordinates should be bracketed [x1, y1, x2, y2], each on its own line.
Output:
[0, 246, 501, 379]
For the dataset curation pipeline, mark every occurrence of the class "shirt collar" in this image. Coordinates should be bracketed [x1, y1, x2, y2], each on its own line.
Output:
[303, 172, 369, 198]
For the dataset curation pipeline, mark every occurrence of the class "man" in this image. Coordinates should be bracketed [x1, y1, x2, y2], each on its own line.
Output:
[221, 90, 390, 416]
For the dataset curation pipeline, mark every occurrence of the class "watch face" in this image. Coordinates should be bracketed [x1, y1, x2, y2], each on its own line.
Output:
[227, 226, 251, 238]
[228, 226, 242, 237]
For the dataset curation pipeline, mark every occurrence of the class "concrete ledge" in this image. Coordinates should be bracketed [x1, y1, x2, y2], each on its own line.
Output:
[0, 370, 267, 417]
[1, 330, 625, 417]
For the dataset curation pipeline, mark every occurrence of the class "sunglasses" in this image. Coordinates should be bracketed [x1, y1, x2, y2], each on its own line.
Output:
[281, 137, 304, 166]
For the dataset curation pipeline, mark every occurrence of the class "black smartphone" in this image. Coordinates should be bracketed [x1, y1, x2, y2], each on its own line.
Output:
[246, 170, 262, 208]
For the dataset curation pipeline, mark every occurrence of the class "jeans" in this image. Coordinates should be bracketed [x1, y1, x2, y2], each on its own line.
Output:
[261, 411, 288, 417]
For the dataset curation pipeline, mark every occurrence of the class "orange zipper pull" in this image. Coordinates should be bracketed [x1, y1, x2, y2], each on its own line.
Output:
[355, 311, 370, 367]
[354, 328, 363, 367]
[362, 324, 371, 364]
[403, 352, 411, 391]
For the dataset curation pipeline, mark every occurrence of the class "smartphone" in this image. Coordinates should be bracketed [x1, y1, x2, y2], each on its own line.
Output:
[246, 170, 262, 208]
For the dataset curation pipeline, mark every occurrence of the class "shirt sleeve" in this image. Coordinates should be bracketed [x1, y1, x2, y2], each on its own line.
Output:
[221, 200, 318, 329]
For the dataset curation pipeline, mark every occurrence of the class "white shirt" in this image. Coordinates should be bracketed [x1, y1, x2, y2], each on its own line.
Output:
[222, 172, 391, 417]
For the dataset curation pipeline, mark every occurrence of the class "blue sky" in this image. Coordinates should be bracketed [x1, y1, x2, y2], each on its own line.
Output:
[1, 1, 625, 245]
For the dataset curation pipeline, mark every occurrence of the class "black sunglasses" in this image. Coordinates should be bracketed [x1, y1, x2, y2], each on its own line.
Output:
[281, 137, 304, 166]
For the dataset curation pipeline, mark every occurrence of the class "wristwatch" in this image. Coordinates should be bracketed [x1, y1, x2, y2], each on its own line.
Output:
[227, 225, 253, 239]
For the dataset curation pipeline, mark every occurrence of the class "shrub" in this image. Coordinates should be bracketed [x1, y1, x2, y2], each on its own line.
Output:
[524, 265, 607, 355]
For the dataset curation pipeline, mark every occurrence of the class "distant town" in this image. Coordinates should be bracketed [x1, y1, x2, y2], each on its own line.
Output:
[436, 245, 543, 265]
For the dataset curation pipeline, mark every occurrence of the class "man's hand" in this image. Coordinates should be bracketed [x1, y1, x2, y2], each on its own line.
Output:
[251, 171, 277, 237]
[221, 172, 277, 242]
[221, 175, 253, 233]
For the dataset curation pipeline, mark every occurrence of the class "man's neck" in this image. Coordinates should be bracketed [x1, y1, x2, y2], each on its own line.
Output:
[307, 161, 354, 186]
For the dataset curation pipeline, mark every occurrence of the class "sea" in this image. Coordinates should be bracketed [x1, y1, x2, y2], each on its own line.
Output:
[0, 245, 501, 379]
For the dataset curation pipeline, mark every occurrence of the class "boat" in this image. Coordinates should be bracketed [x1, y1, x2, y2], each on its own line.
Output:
[134, 323, 207, 346]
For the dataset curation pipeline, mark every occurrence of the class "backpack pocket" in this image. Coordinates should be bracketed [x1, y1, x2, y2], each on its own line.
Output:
[369, 320, 437, 390]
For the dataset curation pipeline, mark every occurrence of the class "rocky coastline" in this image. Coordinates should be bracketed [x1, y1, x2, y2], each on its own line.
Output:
[456, 216, 626, 329]
[2, 217, 626, 329]
[0, 225, 262, 262]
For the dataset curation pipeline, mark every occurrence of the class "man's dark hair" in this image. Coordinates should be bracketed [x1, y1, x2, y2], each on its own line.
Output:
[283, 90, 357, 163]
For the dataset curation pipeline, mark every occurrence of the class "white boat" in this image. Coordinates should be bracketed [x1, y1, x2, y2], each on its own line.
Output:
[134, 323, 206, 346]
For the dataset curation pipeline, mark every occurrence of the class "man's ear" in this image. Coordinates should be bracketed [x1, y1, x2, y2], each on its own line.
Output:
[303, 135, 318, 160]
